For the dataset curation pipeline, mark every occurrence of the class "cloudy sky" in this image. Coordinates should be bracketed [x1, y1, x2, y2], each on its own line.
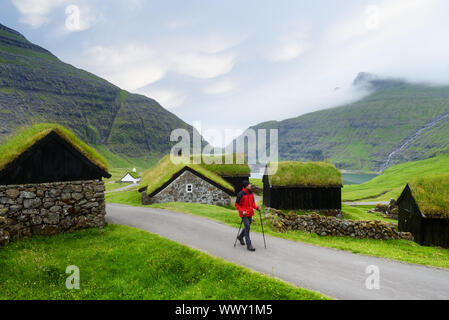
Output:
[2, 0, 449, 144]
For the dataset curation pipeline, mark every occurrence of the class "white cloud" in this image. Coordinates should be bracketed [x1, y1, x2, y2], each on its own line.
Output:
[203, 79, 235, 95]
[75, 43, 236, 91]
[172, 51, 235, 79]
[329, 0, 440, 42]
[12, 0, 68, 27]
[12, 0, 99, 31]
[82, 45, 167, 90]
[269, 41, 305, 62]
[265, 32, 308, 62]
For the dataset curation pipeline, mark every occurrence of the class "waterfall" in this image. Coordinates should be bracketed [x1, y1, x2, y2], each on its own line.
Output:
[379, 111, 449, 172]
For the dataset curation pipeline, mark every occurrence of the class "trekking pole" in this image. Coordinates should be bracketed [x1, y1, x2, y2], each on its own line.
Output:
[259, 206, 267, 249]
[233, 219, 243, 247]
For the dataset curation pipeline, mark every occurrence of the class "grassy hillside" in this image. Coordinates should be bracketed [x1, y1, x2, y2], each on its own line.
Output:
[0, 23, 194, 166]
[0, 224, 327, 300]
[343, 154, 449, 202]
[236, 74, 449, 171]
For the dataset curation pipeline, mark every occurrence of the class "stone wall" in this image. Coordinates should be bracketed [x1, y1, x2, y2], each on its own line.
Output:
[0, 180, 106, 246]
[141, 170, 231, 206]
[368, 199, 399, 220]
[266, 208, 413, 241]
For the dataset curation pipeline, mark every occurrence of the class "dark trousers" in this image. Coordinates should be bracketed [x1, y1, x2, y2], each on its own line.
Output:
[238, 217, 252, 246]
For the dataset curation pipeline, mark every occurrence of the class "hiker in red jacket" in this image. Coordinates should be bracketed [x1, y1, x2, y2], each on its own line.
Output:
[235, 181, 260, 251]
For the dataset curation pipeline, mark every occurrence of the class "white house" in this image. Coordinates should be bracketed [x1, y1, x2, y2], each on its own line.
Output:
[118, 172, 141, 184]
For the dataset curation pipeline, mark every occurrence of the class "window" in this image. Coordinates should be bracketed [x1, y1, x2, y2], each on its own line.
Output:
[186, 184, 193, 193]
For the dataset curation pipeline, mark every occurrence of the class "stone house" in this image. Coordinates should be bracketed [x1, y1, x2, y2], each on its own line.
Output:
[138, 155, 235, 206]
[0, 124, 111, 246]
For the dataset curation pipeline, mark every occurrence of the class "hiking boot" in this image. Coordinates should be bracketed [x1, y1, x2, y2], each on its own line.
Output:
[238, 236, 245, 246]
[247, 244, 256, 252]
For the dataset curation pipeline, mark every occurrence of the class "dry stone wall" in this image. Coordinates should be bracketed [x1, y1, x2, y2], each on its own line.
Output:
[141, 170, 231, 206]
[266, 208, 413, 241]
[0, 180, 106, 246]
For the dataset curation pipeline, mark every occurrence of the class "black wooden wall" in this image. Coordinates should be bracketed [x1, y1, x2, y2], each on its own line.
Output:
[0, 132, 110, 185]
[222, 176, 250, 196]
[398, 186, 449, 248]
[263, 175, 341, 210]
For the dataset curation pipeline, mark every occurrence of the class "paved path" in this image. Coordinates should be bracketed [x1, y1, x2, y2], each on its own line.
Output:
[343, 201, 389, 206]
[105, 183, 138, 193]
[106, 203, 449, 300]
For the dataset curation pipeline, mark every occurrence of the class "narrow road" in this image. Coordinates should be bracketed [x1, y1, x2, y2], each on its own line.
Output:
[106, 203, 449, 300]
[343, 201, 389, 206]
[105, 183, 138, 193]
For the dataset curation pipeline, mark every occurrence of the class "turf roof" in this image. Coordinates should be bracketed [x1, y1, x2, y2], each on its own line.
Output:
[139, 155, 235, 195]
[266, 161, 342, 188]
[192, 153, 250, 177]
[0, 123, 109, 172]
[408, 175, 449, 219]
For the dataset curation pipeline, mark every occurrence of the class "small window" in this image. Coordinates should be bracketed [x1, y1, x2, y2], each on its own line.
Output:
[186, 184, 193, 193]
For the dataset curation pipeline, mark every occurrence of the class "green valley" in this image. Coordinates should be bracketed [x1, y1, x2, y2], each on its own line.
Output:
[343, 154, 449, 202]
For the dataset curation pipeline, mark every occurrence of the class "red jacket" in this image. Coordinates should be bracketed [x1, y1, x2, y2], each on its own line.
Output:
[235, 188, 258, 218]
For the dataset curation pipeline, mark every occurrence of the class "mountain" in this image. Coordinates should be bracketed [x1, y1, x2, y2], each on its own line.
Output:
[0, 23, 194, 168]
[233, 73, 449, 172]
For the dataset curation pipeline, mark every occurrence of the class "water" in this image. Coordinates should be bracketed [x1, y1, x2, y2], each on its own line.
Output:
[251, 172, 377, 185]
[342, 173, 377, 185]
[250, 172, 263, 179]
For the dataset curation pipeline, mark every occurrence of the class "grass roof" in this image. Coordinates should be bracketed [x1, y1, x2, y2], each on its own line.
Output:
[408, 175, 449, 219]
[0, 123, 109, 172]
[139, 155, 234, 195]
[266, 161, 342, 188]
[192, 153, 250, 177]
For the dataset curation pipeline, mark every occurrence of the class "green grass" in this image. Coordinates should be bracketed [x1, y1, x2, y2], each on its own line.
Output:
[105, 183, 127, 192]
[198, 153, 251, 177]
[0, 123, 109, 172]
[93, 144, 157, 170]
[0, 43, 56, 61]
[139, 155, 234, 195]
[0, 29, 26, 42]
[342, 205, 396, 223]
[106, 190, 449, 269]
[0, 224, 328, 300]
[343, 155, 449, 202]
[104, 168, 140, 183]
[267, 161, 342, 187]
[250, 178, 263, 188]
[93, 144, 136, 169]
[409, 175, 449, 218]
[105, 189, 141, 205]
